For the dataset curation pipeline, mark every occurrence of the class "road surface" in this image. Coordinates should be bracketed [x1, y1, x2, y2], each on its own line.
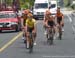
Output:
[0, 12, 75, 58]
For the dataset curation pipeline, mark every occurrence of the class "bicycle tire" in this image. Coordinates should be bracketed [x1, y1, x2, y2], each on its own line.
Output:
[48, 28, 54, 45]
[59, 27, 62, 40]
[29, 39, 33, 53]
[59, 32, 62, 40]
[29, 33, 33, 53]
[25, 40, 27, 49]
[51, 36, 53, 44]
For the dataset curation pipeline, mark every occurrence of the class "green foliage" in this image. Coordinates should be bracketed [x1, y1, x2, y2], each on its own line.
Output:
[64, 0, 72, 7]
[20, 0, 35, 9]
[6, 0, 12, 6]
[1, 0, 35, 9]
[71, 4, 75, 9]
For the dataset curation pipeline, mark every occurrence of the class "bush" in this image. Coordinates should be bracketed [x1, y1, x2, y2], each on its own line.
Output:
[71, 4, 75, 9]
[20, 0, 35, 9]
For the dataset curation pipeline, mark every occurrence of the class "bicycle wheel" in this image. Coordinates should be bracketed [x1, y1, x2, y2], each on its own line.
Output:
[48, 36, 53, 45]
[59, 27, 62, 40]
[59, 32, 62, 40]
[47, 30, 51, 44]
[48, 28, 54, 45]
[50, 36, 53, 45]
[29, 39, 33, 53]
[25, 39, 27, 49]
[29, 33, 33, 53]
[47, 34, 49, 43]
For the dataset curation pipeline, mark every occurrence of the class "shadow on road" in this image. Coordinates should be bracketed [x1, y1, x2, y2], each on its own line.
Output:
[0, 31, 19, 34]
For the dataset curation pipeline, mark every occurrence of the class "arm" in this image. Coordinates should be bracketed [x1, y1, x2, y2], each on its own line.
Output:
[25, 20, 28, 32]
[33, 19, 37, 32]
[54, 15, 57, 25]
[34, 22, 37, 33]
[21, 17, 24, 28]
[45, 20, 49, 28]
[43, 14, 46, 24]
[62, 14, 64, 23]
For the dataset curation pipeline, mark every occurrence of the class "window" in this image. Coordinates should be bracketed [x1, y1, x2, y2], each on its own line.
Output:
[50, 4, 56, 8]
[0, 13, 16, 19]
[35, 3, 48, 9]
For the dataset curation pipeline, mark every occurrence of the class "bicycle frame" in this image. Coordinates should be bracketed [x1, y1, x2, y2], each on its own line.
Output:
[47, 27, 54, 45]
[28, 32, 34, 53]
[58, 24, 62, 40]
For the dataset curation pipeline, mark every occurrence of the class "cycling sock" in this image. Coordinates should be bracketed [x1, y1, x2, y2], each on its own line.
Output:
[27, 41, 29, 48]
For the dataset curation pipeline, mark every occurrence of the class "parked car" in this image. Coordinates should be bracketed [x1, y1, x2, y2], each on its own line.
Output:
[0, 11, 21, 32]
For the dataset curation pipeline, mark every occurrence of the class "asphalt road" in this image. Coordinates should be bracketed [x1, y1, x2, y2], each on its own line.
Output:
[0, 14, 75, 58]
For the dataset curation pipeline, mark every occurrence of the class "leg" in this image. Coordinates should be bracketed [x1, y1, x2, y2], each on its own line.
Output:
[22, 28, 25, 40]
[23, 27, 27, 43]
[56, 23, 60, 37]
[32, 29, 37, 45]
[61, 21, 64, 32]
[26, 32, 30, 48]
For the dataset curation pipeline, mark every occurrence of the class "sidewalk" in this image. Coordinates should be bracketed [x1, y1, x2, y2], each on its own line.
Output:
[61, 7, 73, 11]
[61, 8, 73, 14]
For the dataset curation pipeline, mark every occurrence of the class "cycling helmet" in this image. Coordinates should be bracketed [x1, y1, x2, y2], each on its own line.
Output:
[45, 9, 51, 15]
[24, 9, 29, 14]
[27, 13, 33, 17]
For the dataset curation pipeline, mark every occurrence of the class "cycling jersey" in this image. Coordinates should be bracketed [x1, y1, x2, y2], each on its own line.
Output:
[56, 13, 63, 24]
[47, 16, 55, 27]
[44, 15, 50, 22]
[26, 19, 36, 28]
[22, 9, 30, 26]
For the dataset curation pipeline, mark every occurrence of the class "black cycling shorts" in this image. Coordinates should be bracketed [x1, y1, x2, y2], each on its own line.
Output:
[57, 17, 62, 24]
[48, 21, 55, 27]
[27, 27, 34, 33]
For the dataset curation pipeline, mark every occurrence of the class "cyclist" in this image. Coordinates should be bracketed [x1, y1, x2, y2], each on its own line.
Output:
[45, 11, 56, 39]
[43, 9, 51, 34]
[55, 7, 64, 33]
[21, 9, 30, 43]
[25, 13, 37, 48]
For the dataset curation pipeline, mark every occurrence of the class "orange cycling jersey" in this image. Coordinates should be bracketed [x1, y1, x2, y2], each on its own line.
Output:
[56, 12, 63, 17]
[56, 12, 63, 24]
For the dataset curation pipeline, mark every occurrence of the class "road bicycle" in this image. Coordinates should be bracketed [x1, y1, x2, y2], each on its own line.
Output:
[47, 27, 55, 45]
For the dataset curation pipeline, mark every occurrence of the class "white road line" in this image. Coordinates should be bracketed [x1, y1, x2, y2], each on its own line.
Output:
[42, 55, 75, 58]
[67, 14, 75, 33]
[72, 24, 75, 33]
[67, 14, 72, 23]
